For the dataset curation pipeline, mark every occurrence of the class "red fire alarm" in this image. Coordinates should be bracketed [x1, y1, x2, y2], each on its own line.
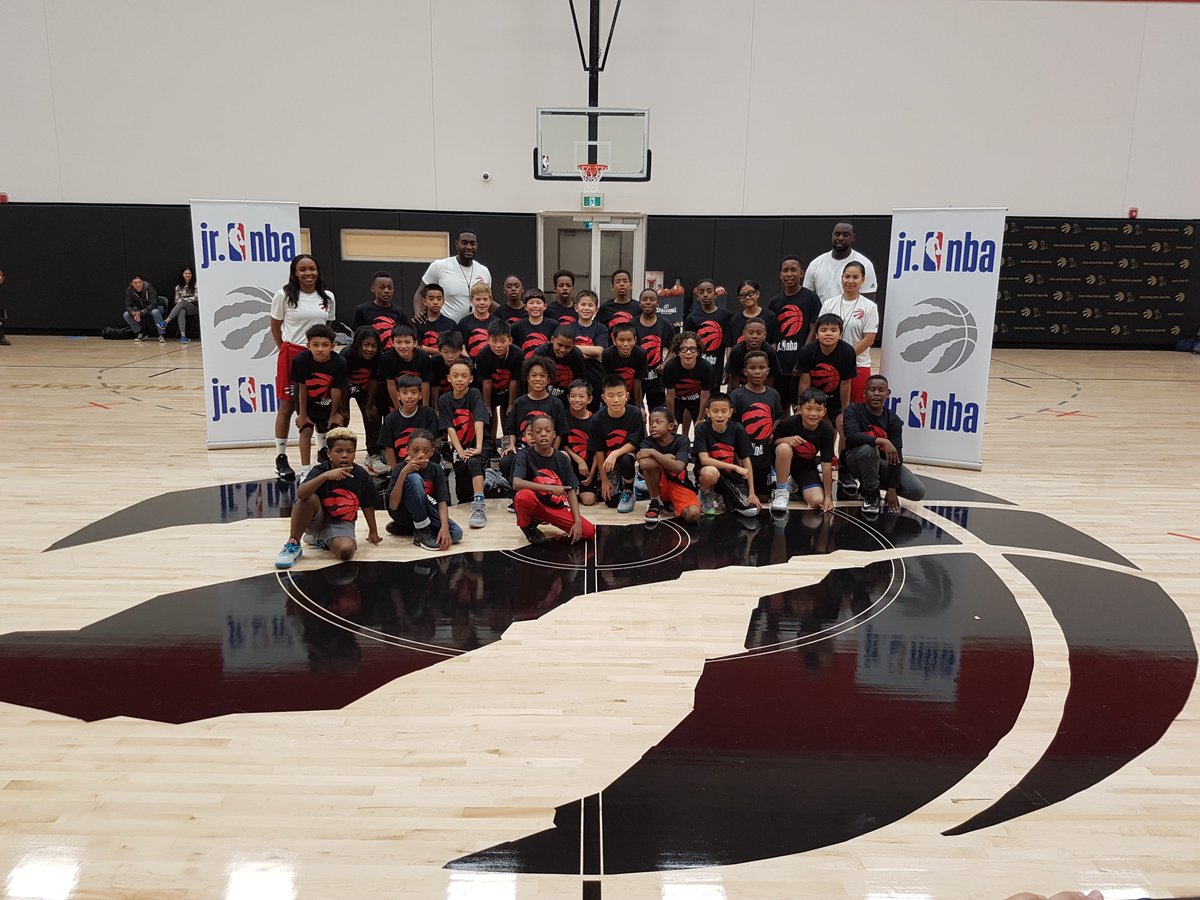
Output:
[0, 192, 9, 204]
[1128, 207, 1138, 219]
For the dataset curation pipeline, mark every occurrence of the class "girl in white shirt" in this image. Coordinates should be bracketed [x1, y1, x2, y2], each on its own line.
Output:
[270, 254, 336, 482]
[819, 261, 878, 403]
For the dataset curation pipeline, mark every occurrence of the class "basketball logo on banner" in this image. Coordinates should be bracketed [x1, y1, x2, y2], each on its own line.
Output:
[893, 297, 979, 374]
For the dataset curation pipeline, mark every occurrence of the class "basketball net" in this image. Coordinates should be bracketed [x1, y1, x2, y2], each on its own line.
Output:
[577, 163, 608, 186]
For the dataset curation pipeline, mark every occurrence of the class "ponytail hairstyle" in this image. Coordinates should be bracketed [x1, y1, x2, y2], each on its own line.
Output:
[284, 254, 332, 310]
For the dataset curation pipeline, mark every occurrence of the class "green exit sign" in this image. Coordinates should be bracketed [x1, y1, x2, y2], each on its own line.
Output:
[581, 192, 604, 210]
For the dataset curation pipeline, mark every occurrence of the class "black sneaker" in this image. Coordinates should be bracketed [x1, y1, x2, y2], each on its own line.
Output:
[861, 495, 881, 516]
[644, 498, 663, 523]
[385, 520, 407, 536]
[275, 454, 296, 483]
[412, 525, 440, 551]
[521, 524, 546, 544]
[317, 447, 330, 464]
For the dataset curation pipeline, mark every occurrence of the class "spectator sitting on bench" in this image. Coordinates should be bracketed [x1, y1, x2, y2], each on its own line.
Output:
[123, 275, 166, 343]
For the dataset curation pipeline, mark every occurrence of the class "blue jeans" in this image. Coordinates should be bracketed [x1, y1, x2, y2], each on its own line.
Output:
[123, 307, 165, 336]
[391, 473, 463, 541]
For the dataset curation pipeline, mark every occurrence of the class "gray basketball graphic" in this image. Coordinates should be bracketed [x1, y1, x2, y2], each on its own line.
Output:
[894, 296, 978, 374]
[212, 285, 277, 359]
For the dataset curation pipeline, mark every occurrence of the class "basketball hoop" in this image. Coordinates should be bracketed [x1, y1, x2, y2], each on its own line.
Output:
[577, 163, 608, 185]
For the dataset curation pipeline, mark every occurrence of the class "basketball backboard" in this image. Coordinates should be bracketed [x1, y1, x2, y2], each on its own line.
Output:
[534, 107, 651, 181]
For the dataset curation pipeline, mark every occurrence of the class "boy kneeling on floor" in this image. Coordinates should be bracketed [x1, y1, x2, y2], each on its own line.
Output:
[385, 428, 464, 551]
[275, 427, 382, 569]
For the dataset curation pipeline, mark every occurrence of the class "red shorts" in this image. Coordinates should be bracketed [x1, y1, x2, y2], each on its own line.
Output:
[849, 366, 871, 404]
[659, 476, 700, 513]
[277, 342, 307, 398]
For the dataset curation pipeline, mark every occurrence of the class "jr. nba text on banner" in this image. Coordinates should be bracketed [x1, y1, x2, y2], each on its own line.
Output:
[189, 200, 300, 448]
[881, 208, 1006, 470]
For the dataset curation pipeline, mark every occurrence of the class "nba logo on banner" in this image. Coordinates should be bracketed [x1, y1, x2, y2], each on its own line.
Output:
[923, 232, 944, 272]
[908, 391, 929, 428]
[228, 223, 248, 262]
[238, 376, 258, 413]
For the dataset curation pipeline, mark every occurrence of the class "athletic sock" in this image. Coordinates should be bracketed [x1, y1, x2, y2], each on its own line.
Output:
[315, 431, 328, 451]
[474, 492, 485, 502]
[412, 518, 431, 530]
[275, 438, 288, 455]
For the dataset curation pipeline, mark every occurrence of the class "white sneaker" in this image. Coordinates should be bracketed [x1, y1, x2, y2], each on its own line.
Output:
[366, 453, 390, 476]
[770, 485, 790, 512]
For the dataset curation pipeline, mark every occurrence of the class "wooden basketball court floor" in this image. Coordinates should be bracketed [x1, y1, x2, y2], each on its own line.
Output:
[0, 336, 1197, 900]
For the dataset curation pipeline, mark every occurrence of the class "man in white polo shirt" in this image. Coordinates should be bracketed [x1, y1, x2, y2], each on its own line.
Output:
[414, 231, 491, 322]
[803, 222, 878, 301]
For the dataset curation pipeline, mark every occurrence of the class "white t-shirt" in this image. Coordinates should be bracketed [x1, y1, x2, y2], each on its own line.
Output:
[421, 257, 492, 322]
[803, 249, 878, 302]
[270, 288, 336, 346]
[820, 294, 879, 368]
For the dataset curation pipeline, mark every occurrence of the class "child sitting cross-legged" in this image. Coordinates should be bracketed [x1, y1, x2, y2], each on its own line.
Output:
[385, 429, 464, 551]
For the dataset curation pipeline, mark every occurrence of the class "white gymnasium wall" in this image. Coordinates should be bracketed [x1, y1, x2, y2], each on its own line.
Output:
[2, 0, 1197, 217]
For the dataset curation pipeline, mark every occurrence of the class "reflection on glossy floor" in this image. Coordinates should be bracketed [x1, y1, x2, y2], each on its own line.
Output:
[1, 339, 1199, 900]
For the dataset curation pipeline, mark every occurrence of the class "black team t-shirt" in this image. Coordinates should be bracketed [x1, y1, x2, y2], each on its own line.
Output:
[475, 346, 523, 398]
[351, 302, 409, 351]
[504, 393, 569, 447]
[587, 407, 645, 461]
[302, 462, 377, 522]
[339, 346, 379, 398]
[639, 433, 697, 490]
[457, 313, 502, 359]
[795, 340, 859, 418]
[546, 301, 579, 326]
[601, 345, 649, 394]
[428, 355, 473, 395]
[634, 317, 675, 390]
[501, 304, 528, 325]
[564, 411, 593, 464]
[378, 405, 440, 461]
[598, 300, 637, 333]
[532, 345, 586, 397]
[378, 348, 431, 390]
[686, 307, 733, 381]
[730, 386, 783, 471]
[572, 321, 611, 383]
[726, 343, 784, 383]
[768, 288, 822, 368]
[290, 351, 349, 420]
[386, 457, 450, 506]
[438, 387, 491, 450]
[513, 318, 558, 358]
[513, 446, 580, 508]
[661, 356, 715, 401]
[774, 415, 836, 467]
[693, 420, 753, 485]
[417, 315, 458, 353]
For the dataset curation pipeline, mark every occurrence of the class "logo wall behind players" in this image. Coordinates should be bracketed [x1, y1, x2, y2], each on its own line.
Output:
[190, 199, 301, 448]
[881, 208, 1005, 470]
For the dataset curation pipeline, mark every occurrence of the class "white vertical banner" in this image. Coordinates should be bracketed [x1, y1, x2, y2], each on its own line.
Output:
[880, 208, 1006, 470]
[189, 200, 300, 448]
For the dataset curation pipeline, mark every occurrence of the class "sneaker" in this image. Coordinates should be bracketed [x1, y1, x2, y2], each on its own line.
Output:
[412, 526, 440, 551]
[507, 501, 516, 513]
[617, 490, 635, 514]
[366, 454, 390, 476]
[317, 447, 330, 464]
[787, 476, 801, 498]
[297, 464, 311, 482]
[633, 474, 649, 500]
[385, 520, 406, 535]
[157, 323, 167, 335]
[521, 523, 546, 544]
[134, 334, 146, 342]
[770, 485, 790, 513]
[274, 540, 303, 569]
[180, 336, 189, 345]
[469, 498, 487, 528]
[644, 498, 663, 523]
[861, 495, 881, 516]
[839, 474, 859, 495]
[699, 488, 718, 517]
[301, 533, 329, 550]
[735, 503, 760, 519]
[157, 334, 166, 343]
[275, 454, 296, 483]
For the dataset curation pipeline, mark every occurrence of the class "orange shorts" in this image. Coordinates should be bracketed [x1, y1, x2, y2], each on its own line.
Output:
[659, 476, 700, 512]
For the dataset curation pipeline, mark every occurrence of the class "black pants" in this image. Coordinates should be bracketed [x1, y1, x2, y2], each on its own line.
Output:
[603, 454, 636, 506]
[452, 454, 488, 503]
[845, 444, 926, 502]
[350, 391, 383, 455]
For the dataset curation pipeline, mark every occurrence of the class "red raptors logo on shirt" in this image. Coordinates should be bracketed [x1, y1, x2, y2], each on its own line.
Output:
[420, 328, 441, 349]
[794, 437, 817, 461]
[392, 427, 416, 459]
[567, 425, 589, 459]
[614, 366, 635, 392]
[866, 424, 889, 441]
[575, 334, 594, 347]
[348, 366, 372, 390]
[605, 428, 630, 450]
[305, 371, 334, 400]
[534, 467, 568, 507]
[640, 335, 664, 368]
[465, 327, 490, 358]
[674, 376, 701, 399]
[522, 333, 550, 356]
[607, 308, 633, 330]
[741, 402, 774, 441]
[778, 305, 806, 338]
[697, 320, 724, 352]
[371, 316, 395, 350]
[452, 407, 475, 446]
[490, 363, 513, 393]
[557, 313, 578, 325]
[810, 362, 842, 395]
[322, 487, 360, 522]
[709, 440, 736, 465]
[553, 362, 574, 389]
